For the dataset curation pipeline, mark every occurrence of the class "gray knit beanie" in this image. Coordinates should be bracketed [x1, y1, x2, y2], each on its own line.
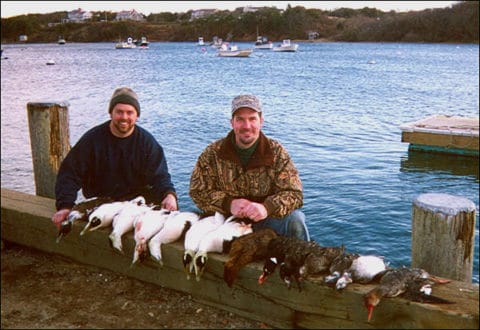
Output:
[108, 87, 141, 117]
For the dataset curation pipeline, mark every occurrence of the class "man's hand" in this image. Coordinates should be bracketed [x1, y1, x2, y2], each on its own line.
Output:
[230, 198, 267, 222]
[161, 193, 178, 211]
[52, 209, 71, 230]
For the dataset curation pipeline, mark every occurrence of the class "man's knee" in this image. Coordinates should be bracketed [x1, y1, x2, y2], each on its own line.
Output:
[287, 211, 310, 241]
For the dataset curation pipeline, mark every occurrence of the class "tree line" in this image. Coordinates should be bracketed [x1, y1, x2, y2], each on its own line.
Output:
[1, 1, 478, 43]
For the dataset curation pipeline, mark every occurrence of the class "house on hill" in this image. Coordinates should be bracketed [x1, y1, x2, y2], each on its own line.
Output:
[115, 9, 145, 22]
[67, 8, 92, 22]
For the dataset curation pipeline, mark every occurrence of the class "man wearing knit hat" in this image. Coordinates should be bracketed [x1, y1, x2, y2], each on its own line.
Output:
[52, 87, 177, 229]
[189, 94, 309, 241]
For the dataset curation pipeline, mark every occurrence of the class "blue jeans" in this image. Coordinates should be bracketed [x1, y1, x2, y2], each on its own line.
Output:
[252, 209, 310, 241]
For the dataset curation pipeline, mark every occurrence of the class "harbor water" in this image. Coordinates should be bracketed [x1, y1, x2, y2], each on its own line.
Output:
[1, 41, 478, 282]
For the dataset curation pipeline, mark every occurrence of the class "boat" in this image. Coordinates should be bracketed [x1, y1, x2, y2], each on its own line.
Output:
[254, 36, 273, 49]
[273, 39, 299, 52]
[134, 36, 149, 48]
[58, 37, 66, 45]
[217, 43, 253, 57]
[211, 36, 223, 48]
[400, 114, 479, 157]
[115, 37, 136, 49]
[198, 37, 205, 46]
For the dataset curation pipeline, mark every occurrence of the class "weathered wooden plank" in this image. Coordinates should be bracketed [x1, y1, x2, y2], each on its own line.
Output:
[1, 188, 479, 329]
[401, 131, 479, 151]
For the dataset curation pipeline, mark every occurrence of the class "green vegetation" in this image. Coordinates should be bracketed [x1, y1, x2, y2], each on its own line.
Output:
[1, 1, 478, 43]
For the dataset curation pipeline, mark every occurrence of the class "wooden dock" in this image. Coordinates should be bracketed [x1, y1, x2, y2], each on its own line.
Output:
[1, 188, 479, 329]
[400, 115, 479, 157]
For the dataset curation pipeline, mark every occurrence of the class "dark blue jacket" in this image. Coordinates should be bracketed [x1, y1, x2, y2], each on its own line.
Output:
[55, 121, 176, 210]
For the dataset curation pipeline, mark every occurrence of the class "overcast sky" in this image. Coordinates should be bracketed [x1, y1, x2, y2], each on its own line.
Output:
[1, 1, 459, 18]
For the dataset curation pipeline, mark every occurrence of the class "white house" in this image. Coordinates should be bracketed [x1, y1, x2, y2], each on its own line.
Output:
[67, 8, 92, 22]
[115, 9, 145, 21]
[190, 9, 217, 20]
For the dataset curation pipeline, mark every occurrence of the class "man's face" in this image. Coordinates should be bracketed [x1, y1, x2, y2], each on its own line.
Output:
[109, 103, 138, 137]
[230, 108, 263, 148]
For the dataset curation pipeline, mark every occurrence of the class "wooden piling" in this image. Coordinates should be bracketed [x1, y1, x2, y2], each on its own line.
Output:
[412, 193, 476, 282]
[27, 102, 70, 199]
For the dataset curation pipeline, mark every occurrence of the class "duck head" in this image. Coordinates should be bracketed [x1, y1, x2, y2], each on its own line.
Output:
[183, 249, 195, 280]
[258, 257, 278, 284]
[193, 251, 208, 282]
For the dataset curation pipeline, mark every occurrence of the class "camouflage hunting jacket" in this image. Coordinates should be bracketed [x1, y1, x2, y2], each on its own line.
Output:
[189, 130, 303, 218]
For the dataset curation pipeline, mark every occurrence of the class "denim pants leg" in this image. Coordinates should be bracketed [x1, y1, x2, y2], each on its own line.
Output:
[252, 209, 310, 241]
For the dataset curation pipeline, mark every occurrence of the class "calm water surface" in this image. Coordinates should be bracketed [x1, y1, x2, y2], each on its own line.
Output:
[1, 42, 478, 282]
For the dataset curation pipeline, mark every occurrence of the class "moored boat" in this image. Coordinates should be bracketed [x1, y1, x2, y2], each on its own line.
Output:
[198, 37, 205, 46]
[217, 43, 253, 57]
[273, 39, 299, 52]
[211, 36, 223, 48]
[58, 37, 66, 45]
[254, 36, 273, 50]
[135, 36, 149, 48]
[115, 37, 136, 49]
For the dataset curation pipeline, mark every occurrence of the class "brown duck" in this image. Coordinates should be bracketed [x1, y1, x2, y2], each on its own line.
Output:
[364, 266, 453, 322]
[223, 228, 278, 287]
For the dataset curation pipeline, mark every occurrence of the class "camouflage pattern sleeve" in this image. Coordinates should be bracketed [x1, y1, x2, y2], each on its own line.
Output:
[189, 145, 230, 214]
[262, 142, 303, 218]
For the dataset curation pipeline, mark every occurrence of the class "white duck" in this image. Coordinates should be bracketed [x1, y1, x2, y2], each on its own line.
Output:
[193, 217, 252, 281]
[131, 208, 171, 265]
[325, 253, 388, 290]
[148, 210, 200, 266]
[108, 198, 152, 253]
[80, 200, 129, 236]
[183, 212, 225, 280]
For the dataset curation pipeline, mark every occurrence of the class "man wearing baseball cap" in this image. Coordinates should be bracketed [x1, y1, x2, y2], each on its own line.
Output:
[189, 94, 309, 240]
[52, 86, 177, 229]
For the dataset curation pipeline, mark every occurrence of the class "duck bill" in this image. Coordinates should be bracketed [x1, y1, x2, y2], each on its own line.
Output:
[80, 223, 91, 236]
[367, 305, 374, 322]
[258, 273, 267, 285]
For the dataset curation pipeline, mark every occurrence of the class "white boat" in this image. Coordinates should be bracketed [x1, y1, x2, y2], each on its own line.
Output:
[198, 37, 205, 46]
[58, 37, 66, 45]
[217, 43, 252, 57]
[211, 36, 223, 48]
[273, 39, 299, 52]
[135, 36, 149, 48]
[254, 36, 272, 50]
[115, 37, 136, 49]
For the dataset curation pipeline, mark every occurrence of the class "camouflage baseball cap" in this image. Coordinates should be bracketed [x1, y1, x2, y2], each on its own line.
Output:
[231, 95, 262, 114]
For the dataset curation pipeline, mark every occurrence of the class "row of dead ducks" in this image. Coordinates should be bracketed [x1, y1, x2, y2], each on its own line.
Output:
[58, 196, 454, 322]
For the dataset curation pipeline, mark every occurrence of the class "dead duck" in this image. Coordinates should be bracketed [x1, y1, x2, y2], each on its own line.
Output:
[223, 228, 278, 288]
[325, 253, 388, 290]
[364, 266, 452, 322]
[258, 236, 344, 290]
[183, 212, 225, 280]
[193, 217, 252, 282]
[56, 196, 113, 243]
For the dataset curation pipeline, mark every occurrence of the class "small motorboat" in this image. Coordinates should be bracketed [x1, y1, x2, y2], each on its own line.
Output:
[211, 36, 223, 49]
[217, 43, 253, 57]
[115, 37, 136, 49]
[198, 37, 205, 46]
[273, 39, 299, 52]
[58, 37, 66, 45]
[254, 36, 273, 50]
[135, 36, 149, 48]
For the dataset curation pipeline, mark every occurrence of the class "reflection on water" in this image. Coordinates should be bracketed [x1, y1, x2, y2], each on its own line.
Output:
[400, 150, 479, 180]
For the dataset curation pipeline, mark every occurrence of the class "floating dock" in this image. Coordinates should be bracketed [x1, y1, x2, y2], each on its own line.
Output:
[400, 115, 479, 157]
[1, 188, 479, 329]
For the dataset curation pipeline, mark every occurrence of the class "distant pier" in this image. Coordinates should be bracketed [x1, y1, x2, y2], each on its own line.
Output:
[400, 115, 479, 157]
